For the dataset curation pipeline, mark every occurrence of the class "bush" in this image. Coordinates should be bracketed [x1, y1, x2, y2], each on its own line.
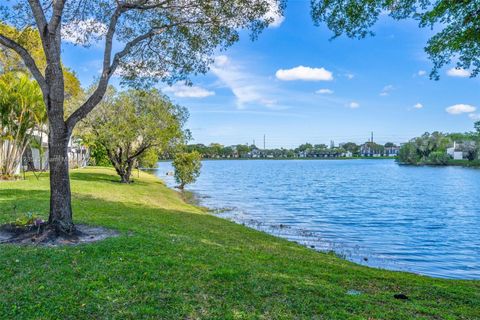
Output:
[88, 143, 111, 167]
[172, 151, 202, 190]
[427, 151, 450, 165]
[397, 142, 420, 164]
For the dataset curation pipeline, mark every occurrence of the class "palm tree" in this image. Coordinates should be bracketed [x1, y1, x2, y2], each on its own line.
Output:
[0, 72, 46, 178]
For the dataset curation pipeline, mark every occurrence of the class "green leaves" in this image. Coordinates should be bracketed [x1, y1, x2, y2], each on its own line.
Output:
[0, 72, 45, 177]
[310, 0, 480, 78]
[81, 88, 188, 182]
[172, 151, 202, 189]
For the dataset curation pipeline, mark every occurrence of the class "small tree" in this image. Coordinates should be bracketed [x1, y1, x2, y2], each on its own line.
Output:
[81, 88, 187, 184]
[172, 151, 202, 190]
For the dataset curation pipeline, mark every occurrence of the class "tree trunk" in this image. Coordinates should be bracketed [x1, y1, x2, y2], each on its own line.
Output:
[23, 146, 36, 172]
[47, 123, 74, 234]
[48, 132, 73, 233]
[116, 160, 135, 184]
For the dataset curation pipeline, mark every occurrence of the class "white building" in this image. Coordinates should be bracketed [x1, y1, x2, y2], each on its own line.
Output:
[447, 141, 465, 160]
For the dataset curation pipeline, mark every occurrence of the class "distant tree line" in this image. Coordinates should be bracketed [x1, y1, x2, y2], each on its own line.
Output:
[398, 122, 480, 165]
[174, 141, 400, 159]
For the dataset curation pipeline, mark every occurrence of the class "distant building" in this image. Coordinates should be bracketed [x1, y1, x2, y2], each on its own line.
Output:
[446, 141, 472, 160]
[20, 132, 90, 172]
[384, 146, 400, 157]
[359, 143, 382, 157]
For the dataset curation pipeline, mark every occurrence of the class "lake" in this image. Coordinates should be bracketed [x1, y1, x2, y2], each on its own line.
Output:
[155, 159, 480, 279]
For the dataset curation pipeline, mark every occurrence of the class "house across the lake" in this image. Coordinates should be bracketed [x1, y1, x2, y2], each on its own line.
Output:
[446, 141, 477, 160]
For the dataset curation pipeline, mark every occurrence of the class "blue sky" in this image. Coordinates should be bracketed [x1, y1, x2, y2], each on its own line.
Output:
[62, 1, 480, 148]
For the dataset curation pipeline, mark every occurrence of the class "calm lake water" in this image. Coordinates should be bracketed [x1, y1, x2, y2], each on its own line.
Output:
[155, 159, 480, 279]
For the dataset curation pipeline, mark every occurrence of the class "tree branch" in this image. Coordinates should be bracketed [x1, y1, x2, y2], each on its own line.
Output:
[49, 0, 67, 34]
[27, 0, 48, 38]
[66, 2, 202, 130]
[65, 4, 124, 130]
[128, 143, 152, 161]
[0, 33, 48, 94]
[66, 26, 161, 130]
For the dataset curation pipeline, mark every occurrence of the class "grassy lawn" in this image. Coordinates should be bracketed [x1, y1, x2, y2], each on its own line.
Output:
[0, 167, 478, 319]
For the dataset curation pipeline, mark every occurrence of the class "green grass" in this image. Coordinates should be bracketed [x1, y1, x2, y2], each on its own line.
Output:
[448, 159, 480, 168]
[0, 167, 478, 319]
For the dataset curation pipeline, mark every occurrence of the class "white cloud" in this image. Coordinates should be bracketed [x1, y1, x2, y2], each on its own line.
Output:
[380, 84, 394, 96]
[446, 68, 471, 78]
[468, 113, 480, 121]
[349, 101, 360, 109]
[316, 88, 334, 95]
[346, 73, 355, 80]
[446, 104, 476, 115]
[62, 19, 107, 45]
[265, 0, 284, 27]
[211, 55, 278, 109]
[163, 83, 215, 98]
[413, 103, 423, 109]
[418, 70, 427, 76]
[276, 66, 333, 81]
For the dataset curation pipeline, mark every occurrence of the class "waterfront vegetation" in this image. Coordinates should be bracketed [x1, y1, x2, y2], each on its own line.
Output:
[0, 167, 479, 319]
[398, 122, 480, 166]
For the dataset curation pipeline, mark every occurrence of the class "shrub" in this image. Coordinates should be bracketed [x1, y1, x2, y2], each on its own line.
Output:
[427, 151, 450, 165]
[398, 142, 420, 164]
[172, 151, 202, 190]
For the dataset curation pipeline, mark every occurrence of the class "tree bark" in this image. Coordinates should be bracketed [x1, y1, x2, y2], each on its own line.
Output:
[23, 146, 36, 172]
[115, 159, 135, 184]
[47, 124, 74, 233]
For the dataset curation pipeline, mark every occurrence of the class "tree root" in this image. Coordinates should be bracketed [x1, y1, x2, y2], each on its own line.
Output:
[0, 223, 118, 247]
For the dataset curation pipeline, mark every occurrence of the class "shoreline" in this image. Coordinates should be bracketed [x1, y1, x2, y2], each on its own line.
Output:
[155, 172, 473, 281]
[159, 156, 397, 162]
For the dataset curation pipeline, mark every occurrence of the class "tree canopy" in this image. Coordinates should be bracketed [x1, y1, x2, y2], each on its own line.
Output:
[311, 0, 480, 78]
[81, 88, 188, 183]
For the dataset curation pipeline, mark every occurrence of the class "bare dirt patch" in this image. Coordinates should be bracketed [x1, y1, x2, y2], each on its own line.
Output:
[0, 224, 119, 247]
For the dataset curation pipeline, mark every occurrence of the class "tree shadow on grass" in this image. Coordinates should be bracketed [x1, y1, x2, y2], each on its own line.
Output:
[69, 170, 153, 186]
[69, 171, 121, 183]
[0, 187, 199, 232]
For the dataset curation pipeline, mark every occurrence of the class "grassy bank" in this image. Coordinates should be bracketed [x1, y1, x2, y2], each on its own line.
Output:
[0, 168, 478, 319]
[448, 159, 480, 168]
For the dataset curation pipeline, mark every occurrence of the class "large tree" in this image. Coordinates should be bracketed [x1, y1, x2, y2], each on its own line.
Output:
[0, 0, 283, 234]
[311, 0, 480, 78]
[81, 88, 187, 184]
